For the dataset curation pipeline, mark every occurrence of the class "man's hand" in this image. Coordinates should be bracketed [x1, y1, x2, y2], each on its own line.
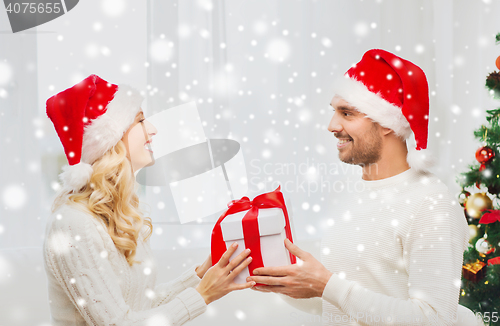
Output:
[246, 238, 333, 299]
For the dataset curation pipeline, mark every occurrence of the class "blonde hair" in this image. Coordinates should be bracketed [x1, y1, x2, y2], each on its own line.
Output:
[51, 140, 153, 267]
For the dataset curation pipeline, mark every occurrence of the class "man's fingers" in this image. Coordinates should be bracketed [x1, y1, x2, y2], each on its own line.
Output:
[227, 248, 251, 271]
[253, 266, 291, 276]
[247, 275, 286, 286]
[284, 238, 306, 259]
[217, 243, 238, 267]
[252, 285, 286, 294]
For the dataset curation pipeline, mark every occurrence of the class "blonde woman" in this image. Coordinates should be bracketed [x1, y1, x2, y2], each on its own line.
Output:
[43, 74, 255, 325]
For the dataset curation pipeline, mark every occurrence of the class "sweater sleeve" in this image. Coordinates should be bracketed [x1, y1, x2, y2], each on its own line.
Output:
[44, 211, 206, 326]
[278, 293, 323, 315]
[151, 264, 202, 308]
[321, 191, 470, 326]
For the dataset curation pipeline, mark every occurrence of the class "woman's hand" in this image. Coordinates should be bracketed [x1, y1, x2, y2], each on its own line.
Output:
[195, 254, 212, 279]
[195, 243, 255, 305]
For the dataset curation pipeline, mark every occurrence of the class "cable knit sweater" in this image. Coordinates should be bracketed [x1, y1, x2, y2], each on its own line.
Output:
[283, 168, 470, 325]
[42, 203, 207, 325]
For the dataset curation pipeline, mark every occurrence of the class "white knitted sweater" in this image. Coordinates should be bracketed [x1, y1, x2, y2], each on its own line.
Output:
[43, 203, 207, 325]
[284, 168, 470, 325]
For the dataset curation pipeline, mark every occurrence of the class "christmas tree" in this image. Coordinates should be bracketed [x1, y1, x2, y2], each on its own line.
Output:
[457, 32, 500, 324]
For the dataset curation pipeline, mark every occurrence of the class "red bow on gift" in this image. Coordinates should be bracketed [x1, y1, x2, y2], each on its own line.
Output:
[479, 210, 500, 224]
[211, 186, 296, 277]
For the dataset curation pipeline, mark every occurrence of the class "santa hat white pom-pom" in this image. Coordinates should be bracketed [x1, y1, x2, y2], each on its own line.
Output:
[59, 162, 93, 191]
[406, 148, 436, 172]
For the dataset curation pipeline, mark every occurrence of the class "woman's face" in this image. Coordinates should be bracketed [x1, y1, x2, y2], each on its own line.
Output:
[121, 110, 157, 175]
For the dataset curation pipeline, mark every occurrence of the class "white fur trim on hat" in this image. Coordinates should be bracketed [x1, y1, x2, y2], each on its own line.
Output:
[406, 148, 435, 171]
[81, 84, 144, 165]
[59, 162, 93, 192]
[332, 75, 412, 140]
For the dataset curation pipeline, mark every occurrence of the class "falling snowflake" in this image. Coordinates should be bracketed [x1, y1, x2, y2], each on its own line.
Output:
[145, 288, 156, 299]
[197, 0, 213, 11]
[306, 225, 316, 234]
[235, 310, 246, 320]
[146, 314, 169, 326]
[150, 39, 174, 63]
[266, 39, 291, 62]
[48, 230, 72, 255]
[321, 37, 333, 48]
[415, 44, 425, 54]
[2, 185, 27, 210]
[70, 73, 86, 85]
[93, 22, 102, 31]
[253, 21, 268, 35]
[121, 64, 131, 74]
[354, 22, 369, 37]
[450, 105, 461, 115]
[177, 236, 188, 247]
[0, 254, 12, 284]
[0, 62, 13, 86]
[101, 0, 126, 17]
[85, 43, 99, 58]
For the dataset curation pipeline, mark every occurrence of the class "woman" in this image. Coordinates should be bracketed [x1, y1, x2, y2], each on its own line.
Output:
[43, 74, 255, 325]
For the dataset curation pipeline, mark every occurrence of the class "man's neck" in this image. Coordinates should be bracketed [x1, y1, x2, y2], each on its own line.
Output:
[361, 145, 411, 181]
[361, 137, 411, 181]
[361, 161, 410, 181]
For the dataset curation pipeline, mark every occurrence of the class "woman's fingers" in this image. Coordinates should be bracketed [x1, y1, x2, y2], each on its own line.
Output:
[227, 248, 251, 271]
[228, 255, 253, 280]
[229, 280, 256, 291]
[217, 242, 238, 267]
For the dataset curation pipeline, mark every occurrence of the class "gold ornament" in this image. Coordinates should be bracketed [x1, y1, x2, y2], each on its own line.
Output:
[468, 224, 479, 243]
[465, 193, 493, 219]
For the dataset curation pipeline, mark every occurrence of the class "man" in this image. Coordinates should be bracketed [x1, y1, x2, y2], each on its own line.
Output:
[247, 49, 470, 325]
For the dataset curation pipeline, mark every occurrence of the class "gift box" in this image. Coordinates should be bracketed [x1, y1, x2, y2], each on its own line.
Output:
[211, 186, 296, 284]
[462, 259, 487, 282]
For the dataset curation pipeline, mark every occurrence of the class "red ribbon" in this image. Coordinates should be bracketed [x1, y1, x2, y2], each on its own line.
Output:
[479, 210, 500, 224]
[488, 256, 500, 266]
[211, 186, 296, 278]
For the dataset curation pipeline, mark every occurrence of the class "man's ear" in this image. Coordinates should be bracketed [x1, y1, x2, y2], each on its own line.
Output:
[381, 126, 394, 137]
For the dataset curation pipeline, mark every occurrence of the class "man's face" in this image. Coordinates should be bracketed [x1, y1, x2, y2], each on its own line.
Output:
[327, 95, 383, 166]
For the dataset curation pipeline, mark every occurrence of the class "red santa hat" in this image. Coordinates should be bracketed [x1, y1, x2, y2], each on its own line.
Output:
[332, 49, 435, 171]
[46, 74, 144, 192]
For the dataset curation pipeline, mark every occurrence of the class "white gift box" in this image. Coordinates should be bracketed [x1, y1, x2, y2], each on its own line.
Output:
[220, 207, 292, 284]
